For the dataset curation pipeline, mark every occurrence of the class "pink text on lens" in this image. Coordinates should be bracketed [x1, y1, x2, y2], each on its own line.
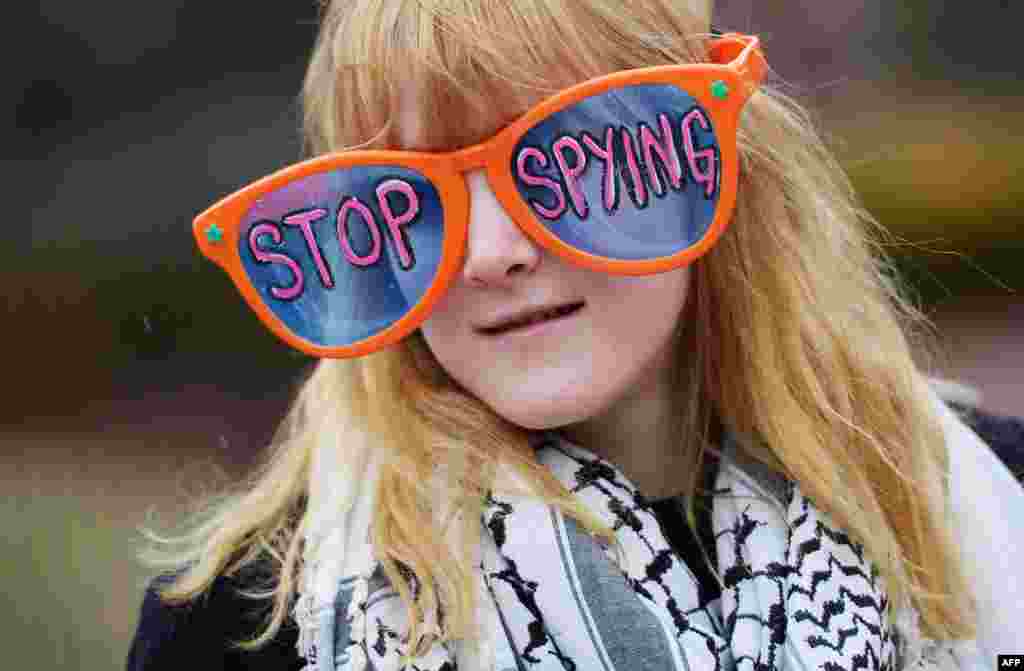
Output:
[248, 179, 421, 301]
[515, 105, 717, 221]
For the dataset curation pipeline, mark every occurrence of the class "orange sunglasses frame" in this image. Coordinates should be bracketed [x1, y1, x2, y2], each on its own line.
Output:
[193, 33, 768, 359]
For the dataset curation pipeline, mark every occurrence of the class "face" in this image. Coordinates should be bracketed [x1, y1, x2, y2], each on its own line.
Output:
[399, 82, 692, 433]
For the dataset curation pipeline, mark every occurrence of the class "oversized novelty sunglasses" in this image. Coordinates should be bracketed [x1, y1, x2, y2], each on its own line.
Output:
[193, 33, 767, 359]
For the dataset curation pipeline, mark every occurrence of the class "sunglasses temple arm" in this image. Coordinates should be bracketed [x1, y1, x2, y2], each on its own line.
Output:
[710, 34, 769, 102]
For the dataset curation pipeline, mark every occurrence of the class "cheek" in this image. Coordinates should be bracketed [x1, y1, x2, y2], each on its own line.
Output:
[419, 286, 461, 332]
[419, 314, 453, 352]
[654, 268, 690, 307]
[418, 294, 468, 362]
[597, 267, 690, 315]
[594, 270, 691, 351]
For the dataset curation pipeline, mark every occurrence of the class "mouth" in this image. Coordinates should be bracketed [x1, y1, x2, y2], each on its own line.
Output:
[479, 301, 586, 336]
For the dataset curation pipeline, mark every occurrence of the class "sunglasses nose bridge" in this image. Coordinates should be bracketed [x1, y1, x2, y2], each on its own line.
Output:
[449, 142, 491, 173]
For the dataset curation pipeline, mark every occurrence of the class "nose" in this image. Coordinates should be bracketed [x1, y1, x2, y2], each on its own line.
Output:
[460, 170, 542, 288]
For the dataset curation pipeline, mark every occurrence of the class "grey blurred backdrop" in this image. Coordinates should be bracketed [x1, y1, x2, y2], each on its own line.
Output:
[5, 1, 1022, 668]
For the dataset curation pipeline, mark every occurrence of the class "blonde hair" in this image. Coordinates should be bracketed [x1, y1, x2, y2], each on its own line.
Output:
[138, 0, 976, 654]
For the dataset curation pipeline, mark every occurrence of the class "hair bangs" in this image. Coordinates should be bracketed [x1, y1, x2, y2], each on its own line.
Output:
[382, 0, 608, 151]
[313, 0, 709, 153]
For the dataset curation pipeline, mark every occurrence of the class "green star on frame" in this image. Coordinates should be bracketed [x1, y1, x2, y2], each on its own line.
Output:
[206, 223, 224, 244]
[711, 80, 729, 100]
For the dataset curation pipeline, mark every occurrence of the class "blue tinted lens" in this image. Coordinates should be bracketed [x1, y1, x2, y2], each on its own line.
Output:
[238, 166, 444, 348]
[512, 84, 720, 261]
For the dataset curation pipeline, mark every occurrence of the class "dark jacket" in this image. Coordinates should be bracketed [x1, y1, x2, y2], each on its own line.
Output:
[125, 400, 1024, 670]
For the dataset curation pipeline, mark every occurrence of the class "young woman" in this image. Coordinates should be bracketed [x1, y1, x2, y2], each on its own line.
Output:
[128, 1, 1024, 669]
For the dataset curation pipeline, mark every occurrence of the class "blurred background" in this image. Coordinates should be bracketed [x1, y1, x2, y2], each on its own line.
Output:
[5, 1, 1021, 668]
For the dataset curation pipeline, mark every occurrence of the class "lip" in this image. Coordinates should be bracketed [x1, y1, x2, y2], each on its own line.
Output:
[477, 300, 586, 334]
[479, 302, 585, 339]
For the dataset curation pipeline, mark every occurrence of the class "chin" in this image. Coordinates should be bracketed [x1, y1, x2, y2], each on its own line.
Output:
[487, 395, 602, 433]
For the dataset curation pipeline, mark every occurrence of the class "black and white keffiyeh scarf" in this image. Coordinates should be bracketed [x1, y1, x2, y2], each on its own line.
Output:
[294, 428, 982, 671]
